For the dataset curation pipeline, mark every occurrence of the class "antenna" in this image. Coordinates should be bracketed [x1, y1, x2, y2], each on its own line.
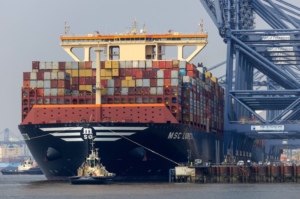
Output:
[65, 21, 70, 35]
[199, 19, 203, 33]
[132, 20, 137, 35]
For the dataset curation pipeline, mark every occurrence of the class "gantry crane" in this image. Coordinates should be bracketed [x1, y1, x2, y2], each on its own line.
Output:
[200, 0, 300, 163]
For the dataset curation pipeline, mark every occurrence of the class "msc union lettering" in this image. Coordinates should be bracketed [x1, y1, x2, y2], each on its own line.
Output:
[168, 132, 193, 140]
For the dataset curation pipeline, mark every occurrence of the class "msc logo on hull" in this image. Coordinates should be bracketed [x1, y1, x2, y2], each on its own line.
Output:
[81, 128, 95, 140]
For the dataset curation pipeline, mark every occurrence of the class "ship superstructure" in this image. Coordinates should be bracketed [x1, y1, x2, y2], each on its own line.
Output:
[19, 22, 225, 180]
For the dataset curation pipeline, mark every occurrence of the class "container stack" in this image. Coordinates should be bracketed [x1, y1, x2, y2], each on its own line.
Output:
[22, 59, 224, 133]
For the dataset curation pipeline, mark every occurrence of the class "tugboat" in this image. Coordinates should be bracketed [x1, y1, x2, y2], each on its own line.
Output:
[1, 157, 43, 175]
[69, 140, 116, 184]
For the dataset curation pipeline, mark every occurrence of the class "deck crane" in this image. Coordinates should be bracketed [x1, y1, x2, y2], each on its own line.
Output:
[199, 0, 300, 163]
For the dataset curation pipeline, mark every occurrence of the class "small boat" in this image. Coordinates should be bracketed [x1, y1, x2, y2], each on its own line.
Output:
[69, 141, 116, 184]
[1, 158, 43, 175]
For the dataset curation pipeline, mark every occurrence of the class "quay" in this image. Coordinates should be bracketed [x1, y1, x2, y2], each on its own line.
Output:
[169, 164, 300, 183]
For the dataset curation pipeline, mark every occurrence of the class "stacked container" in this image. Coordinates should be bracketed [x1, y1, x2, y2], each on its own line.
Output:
[22, 59, 224, 134]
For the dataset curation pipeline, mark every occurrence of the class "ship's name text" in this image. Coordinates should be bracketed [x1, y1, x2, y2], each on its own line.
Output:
[168, 132, 193, 140]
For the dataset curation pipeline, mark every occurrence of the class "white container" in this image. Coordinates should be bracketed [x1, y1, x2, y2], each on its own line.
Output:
[71, 62, 78, 69]
[43, 80, 51, 88]
[146, 60, 152, 68]
[30, 72, 37, 80]
[150, 87, 157, 95]
[157, 70, 164, 78]
[45, 62, 53, 69]
[30, 80, 36, 87]
[44, 72, 51, 80]
[65, 62, 72, 69]
[37, 80, 44, 88]
[119, 61, 126, 68]
[51, 88, 58, 96]
[136, 79, 143, 87]
[157, 79, 164, 87]
[157, 87, 163, 95]
[179, 61, 186, 69]
[132, 61, 139, 68]
[44, 88, 51, 96]
[51, 72, 58, 80]
[171, 70, 178, 78]
[39, 62, 46, 70]
[143, 79, 150, 87]
[139, 60, 146, 68]
[121, 88, 128, 95]
[107, 79, 114, 88]
[52, 62, 59, 69]
[107, 88, 114, 95]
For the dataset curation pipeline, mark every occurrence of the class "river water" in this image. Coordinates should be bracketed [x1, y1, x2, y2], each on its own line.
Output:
[0, 174, 299, 199]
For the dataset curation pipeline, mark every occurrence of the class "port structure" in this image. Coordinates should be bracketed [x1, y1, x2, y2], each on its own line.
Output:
[200, 0, 300, 162]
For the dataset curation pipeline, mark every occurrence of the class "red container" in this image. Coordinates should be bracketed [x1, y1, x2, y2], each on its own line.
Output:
[23, 72, 30, 81]
[114, 88, 121, 96]
[152, 61, 159, 68]
[101, 80, 108, 88]
[23, 80, 30, 87]
[36, 72, 44, 80]
[85, 61, 92, 69]
[159, 61, 166, 69]
[58, 62, 66, 70]
[92, 68, 96, 76]
[164, 79, 171, 86]
[58, 80, 70, 88]
[164, 70, 171, 78]
[135, 69, 143, 79]
[79, 77, 85, 85]
[135, 88, 143, 95]
[92, 77, 96, 84]
[32, 61, 39, 69]
[187, 71, 195, 78]
[142, 70, 150, 78]
[101, 61, 105, 69]
[125, 69, 132, 76]
[128, 88, 135, 95]
[142, 87, 150, 95]
[186, 63, 194, 71]
[51, 80, 58, 88]
[71, 85, 79, 90]
[150, 79, 156, 87]
[72, 77, 79, 85]
[36, 88, 44, 97]
[166, 61, 173, 69]
[85, 77, 93, 85]
[149, 70, 157, 78]
[114, 79, 121, 87]
[119, 69, 126, 76]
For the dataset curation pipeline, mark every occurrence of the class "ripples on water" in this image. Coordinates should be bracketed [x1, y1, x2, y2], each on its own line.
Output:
[0, 174, 299, 199]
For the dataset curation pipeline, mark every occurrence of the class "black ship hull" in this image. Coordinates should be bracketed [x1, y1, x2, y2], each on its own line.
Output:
[19, 122, 223, 181]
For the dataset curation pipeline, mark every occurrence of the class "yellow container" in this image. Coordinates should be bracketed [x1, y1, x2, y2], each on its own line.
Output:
[79, 69, 92, 77]
[52, 69, 59, 73]
[211, 77, 218, 83]
[105, 69, 112, 76]
[71, 70, 79, 77]
[79, 85, 86, 91]
[85, 85, 92, 92]
[65, 70, 72, 77]
[128, 80, 135, 87]
[101, 88, 107, 96]
[112, 69, 119, 76]
[205, 72, 212, 78]
[125, 76, 132, 80]
[100, 69, 106, 76]
[112, 61, 119, 68]
[105, 61, 112, 68]
[121, 80, 128, 87]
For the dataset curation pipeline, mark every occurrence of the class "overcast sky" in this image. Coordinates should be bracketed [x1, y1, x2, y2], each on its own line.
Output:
[0, 0, 298, 137]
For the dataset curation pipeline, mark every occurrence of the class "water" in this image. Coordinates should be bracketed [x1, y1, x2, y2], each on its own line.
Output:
[0, 174, 299, 199]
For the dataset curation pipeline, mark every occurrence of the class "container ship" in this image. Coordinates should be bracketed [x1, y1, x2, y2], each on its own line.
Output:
[19, 22, 225, 181]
